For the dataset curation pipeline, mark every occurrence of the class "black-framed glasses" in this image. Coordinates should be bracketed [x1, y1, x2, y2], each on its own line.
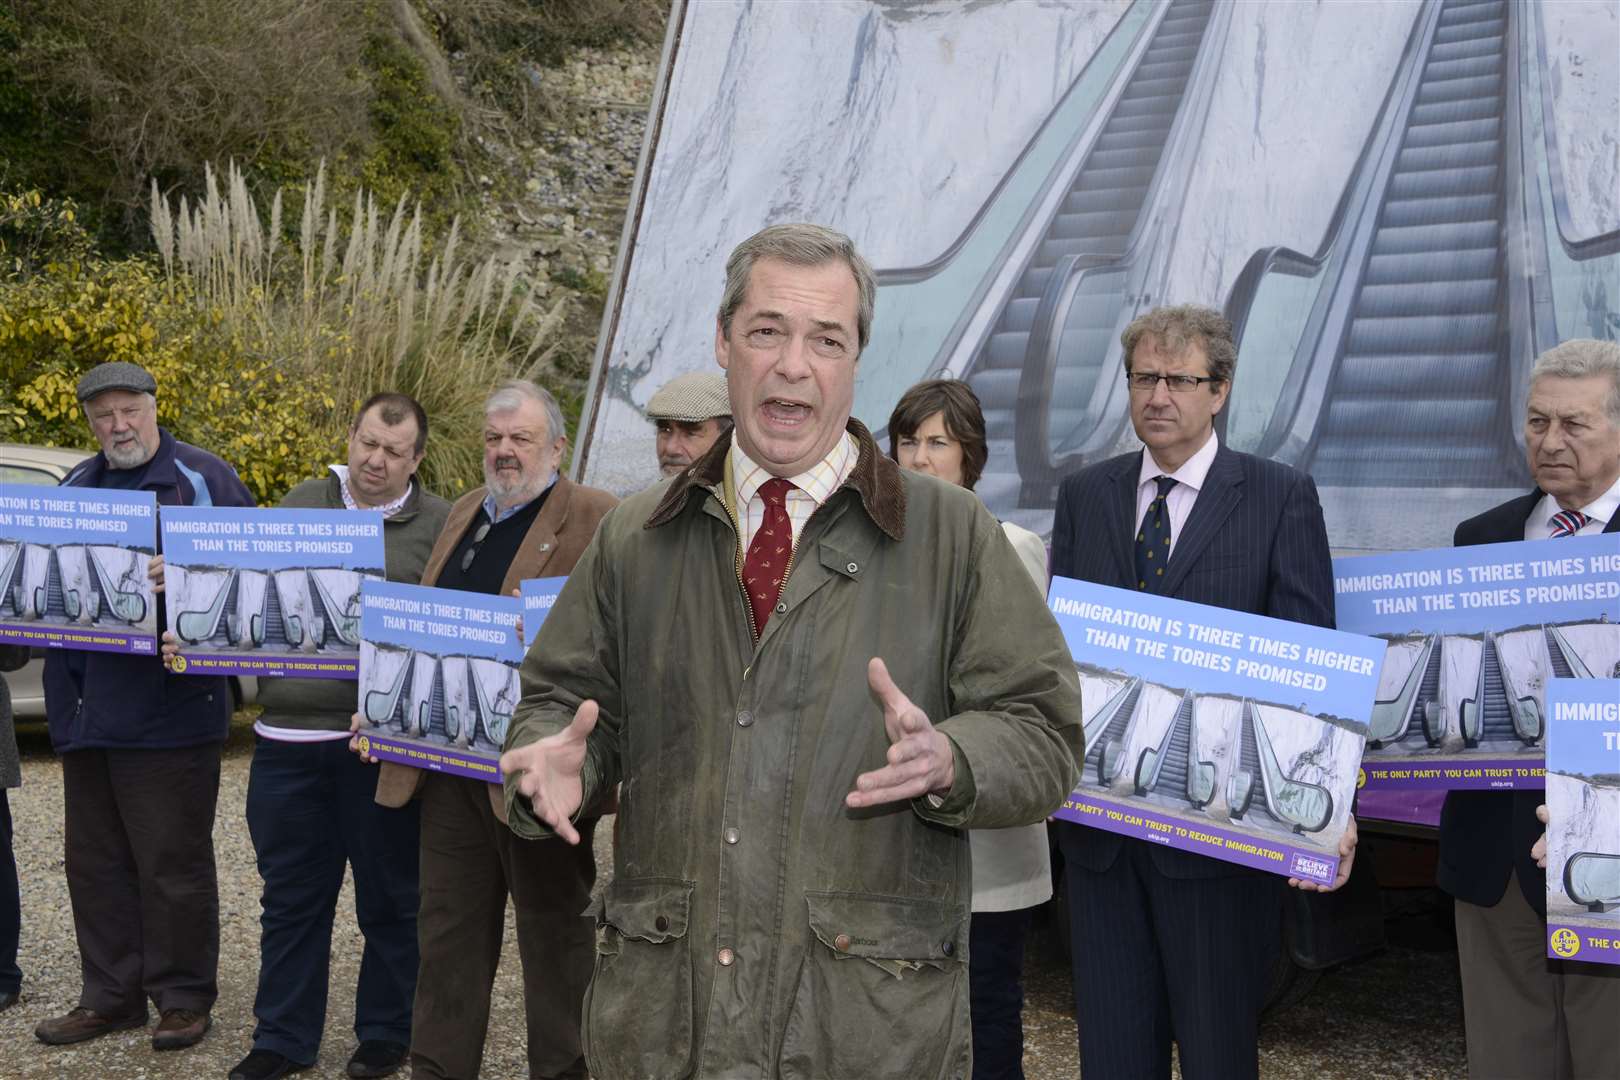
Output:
[460, 522, 492, 573]
[1124, 371, 1225, 393]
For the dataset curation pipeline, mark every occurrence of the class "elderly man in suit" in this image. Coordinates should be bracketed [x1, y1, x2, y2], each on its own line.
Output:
[1447, 338, 1620, 1080]
[1049, 305, 1353, 1079]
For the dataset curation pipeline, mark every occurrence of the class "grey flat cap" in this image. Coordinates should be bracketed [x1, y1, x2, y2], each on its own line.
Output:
[76, 361, 157, 402]
[645, 372, 731, 423]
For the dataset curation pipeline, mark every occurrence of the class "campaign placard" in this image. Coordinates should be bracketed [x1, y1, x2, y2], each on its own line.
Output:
[162, 506, 385, 679]
[520, 576, 567, 647]
[1334, 535, 1619, 791]
[1546, 679, 1620, 966]
[354, 580, 523, 784]
[1048, 578, 1382, 885]
[0, 484, 159, 654]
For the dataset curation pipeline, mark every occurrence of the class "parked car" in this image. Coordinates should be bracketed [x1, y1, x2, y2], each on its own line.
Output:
[0, 442, 256, 717]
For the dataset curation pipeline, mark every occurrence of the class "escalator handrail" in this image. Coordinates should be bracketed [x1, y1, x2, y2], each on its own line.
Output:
[1529, 3, 1620, 260]
[872, 0, 1166, 287]
[1221, 244, 1326, 358]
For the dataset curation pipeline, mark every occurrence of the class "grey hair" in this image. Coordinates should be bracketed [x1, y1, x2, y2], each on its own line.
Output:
[716, 223, 877, 352]
[485, 379, 567, 444]
[1530, 339, 1620, 424]
[1119, 304, 1237, 385]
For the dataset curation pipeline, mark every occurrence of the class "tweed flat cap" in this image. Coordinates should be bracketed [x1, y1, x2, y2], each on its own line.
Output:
[645, 372, 731, 423]
[76, 361, 157, 402]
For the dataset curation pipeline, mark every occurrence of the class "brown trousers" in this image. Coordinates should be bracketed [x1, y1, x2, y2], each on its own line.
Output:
[1455, 870, 1620, 1080]
[411, 773, 596, 1080]
[62, 745, 222, 1017]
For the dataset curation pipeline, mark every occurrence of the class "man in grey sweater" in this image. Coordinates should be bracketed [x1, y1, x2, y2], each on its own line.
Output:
[227, 393, 450, 1080]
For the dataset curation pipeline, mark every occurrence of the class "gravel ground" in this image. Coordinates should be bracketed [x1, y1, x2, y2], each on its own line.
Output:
[4, 718, 1467, 1079]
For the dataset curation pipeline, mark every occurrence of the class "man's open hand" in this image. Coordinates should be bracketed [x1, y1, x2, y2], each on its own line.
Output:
[1289, 815, 1357, 892]
[498, 700, 597, 844]
[845, 657, 955, 810]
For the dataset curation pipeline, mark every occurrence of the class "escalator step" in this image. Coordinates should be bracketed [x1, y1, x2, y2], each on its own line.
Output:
[1434, 17, 1503, 47]
[1331, 351, 1499, 394]
[1416, 72, 1501, 106]
[1396, 139, 1499, 173]
[1322, 396, 1500, 441]
[1121, 76, 1191, 102]
[1381, 192, 1498, 227]
[985, 331, 1030, 371]
[1427, 34, 1503, 64]
[1003, 297, 1039, 334]
[1422, 52, 1501, 82]
[1051, 208, 1146, 239]
[1064, 185, 1151, 214]
[1403, 115, 1500, 149]
[1086, 144, 1168, 172]
[1356, 277, 1499, 317]
[1437, 1, 1504, 27]
[1038, 235, 1130, 264]
[1095, 126, 1176, 152]
[1364, 246, 1497, 285]
[1112, 94, 1181, 119]
[1106, 111, 1176, 136]
[1150, 44, 1201, 65]
[1370, 219, 1498, 256]
[1073, 164, 1159, 192]
[1387, 162, 1498, 199]
[1409, 95, 1500, 126]
[1346, 312, 1498, 353]
[1134, 58, 1197, 84]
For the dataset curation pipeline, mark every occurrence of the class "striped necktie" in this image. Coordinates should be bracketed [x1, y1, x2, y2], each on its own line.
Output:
[1549, 509, 1590, 538]
[1135, 476, 1177, 592]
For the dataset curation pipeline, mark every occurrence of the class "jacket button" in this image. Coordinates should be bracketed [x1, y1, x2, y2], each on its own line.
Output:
[723, 827, 740, 845]
[847, 562, 859, 574]
[717, 947, 735, 967]
[941, 940, 954, 957]
[736, 710, 754, 727]
[834, 934, 851, 952]
[654, 915, 669, 932]
[774, 601, 787, 614]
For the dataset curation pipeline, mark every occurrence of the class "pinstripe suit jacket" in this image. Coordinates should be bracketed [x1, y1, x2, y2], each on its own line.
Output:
[1051, 442, 1336, 877]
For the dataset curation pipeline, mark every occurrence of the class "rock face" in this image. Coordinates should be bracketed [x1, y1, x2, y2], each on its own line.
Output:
[1543, 2, 1620, 240]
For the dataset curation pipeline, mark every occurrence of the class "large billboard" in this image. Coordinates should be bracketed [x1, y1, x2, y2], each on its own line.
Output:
[576, 0, 1618, 555]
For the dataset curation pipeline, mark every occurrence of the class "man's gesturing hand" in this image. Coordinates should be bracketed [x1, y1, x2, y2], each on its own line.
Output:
[498, 700, 597, 845]
[845, 657, 955, 809]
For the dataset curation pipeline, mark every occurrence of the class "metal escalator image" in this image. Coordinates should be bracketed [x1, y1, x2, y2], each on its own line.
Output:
[1544, 625, 1594, 679]
[175, 568, 242, 646]
[1459, 631, 1541, 748]
[1083, 675, 1145, 785]
[1227, 701, 1334, 834]
[1367, 634, 1446, 749]
[362, 649, 416, 730]
[1131, 690, 1215, 808]
[1564, 852, 1620, 914]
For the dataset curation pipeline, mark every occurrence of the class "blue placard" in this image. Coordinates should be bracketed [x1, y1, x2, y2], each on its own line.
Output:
[162, 506, 387, 680]
[520, 576, 567, 647]
[355, 580, 523, 784]
[1047, 577, 1380, 884]
[0, 484, 160, 653]
[1545, 679, 1620, 966]
[1333, 536, 1620, 791]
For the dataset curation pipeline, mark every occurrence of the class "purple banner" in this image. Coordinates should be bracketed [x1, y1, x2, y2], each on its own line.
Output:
[1548, 923, 1620, 966]
[169, 651, 355, 680]
[1357, 756, 1544, 791]
[1053, 791, 1339, 885]
[0, 621, 154, 655]
[355, 731, 502, 785]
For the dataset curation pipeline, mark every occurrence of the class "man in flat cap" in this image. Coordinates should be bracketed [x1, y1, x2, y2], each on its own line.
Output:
[646, 371, 731, 478]
[34, 361, 253, 1053]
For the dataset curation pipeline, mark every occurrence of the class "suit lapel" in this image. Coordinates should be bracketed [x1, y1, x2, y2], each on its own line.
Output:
[1160, 446, 1243, 597]
[1107, 456, 1140, 585]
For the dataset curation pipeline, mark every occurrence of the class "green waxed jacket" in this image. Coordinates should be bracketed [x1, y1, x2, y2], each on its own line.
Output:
[504, 420, 1082, 1080]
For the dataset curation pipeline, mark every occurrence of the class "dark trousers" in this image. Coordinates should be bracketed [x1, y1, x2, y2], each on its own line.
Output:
[969, 907, 1032, 1080]
[1061, 833, 1280, 1080]
[245, 737, 421, 1065]
[412, 773, 596, 1080]
[61, 744, 222, 1016]
[0, 789, 19, 994]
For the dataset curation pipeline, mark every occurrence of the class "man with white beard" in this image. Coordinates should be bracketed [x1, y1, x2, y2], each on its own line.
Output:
[366, 380, 616, 1080]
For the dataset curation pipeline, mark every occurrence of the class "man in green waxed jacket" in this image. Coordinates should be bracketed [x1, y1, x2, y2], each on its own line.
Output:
[499, 224, 1083, 1080]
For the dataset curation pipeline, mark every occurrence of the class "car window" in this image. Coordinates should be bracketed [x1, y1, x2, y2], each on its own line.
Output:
[0, 464, 59, 485]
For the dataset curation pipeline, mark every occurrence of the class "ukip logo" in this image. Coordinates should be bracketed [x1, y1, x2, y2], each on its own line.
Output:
[356, 735, 372, 758]
[1549, 927, 1581, 959]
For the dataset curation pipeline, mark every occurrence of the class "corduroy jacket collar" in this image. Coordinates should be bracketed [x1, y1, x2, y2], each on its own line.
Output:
[644, 417, 907, 541]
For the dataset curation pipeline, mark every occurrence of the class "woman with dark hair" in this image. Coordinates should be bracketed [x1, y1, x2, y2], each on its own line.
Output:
[888, 379, 1049, 1080]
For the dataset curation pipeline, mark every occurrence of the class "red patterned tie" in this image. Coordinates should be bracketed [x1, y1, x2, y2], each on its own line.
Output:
[742, 477, 795, 638]
[1549, 509, 1590, 538]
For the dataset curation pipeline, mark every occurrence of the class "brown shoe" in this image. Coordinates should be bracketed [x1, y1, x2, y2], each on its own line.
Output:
[34, 1006, 148, 1045]
[152, 1007, 211, 1051]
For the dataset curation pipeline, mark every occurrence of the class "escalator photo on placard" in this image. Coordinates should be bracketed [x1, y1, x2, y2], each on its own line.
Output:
[1074, 664, 1361, 847]
[0, 540, 155, 635]
[169, 565, 371, 654]
[577, 0, 1617, 554]
[357, 642, 517, 755]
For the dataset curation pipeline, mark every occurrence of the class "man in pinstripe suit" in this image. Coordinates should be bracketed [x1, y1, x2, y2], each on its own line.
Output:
[1050, 305, 1353, 1079]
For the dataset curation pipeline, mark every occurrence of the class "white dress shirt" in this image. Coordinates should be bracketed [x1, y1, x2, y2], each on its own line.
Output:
[1135, 430, 1220, 558]
[730, 432, 858, 553]
[1524, 473, 1620, 540]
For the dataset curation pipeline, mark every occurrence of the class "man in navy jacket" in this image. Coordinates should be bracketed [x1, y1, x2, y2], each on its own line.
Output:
[35, 362, 253, 1053]
[1050, 306, 1348, 1079]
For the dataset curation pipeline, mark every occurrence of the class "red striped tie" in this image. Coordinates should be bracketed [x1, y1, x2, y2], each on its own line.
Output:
[742, 478, 795, 638]
[1549, 509, 1590, 538]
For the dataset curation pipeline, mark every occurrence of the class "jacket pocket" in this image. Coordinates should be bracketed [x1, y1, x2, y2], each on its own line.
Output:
[581, 878, 696, 1080]
[778, 892, 969, 1080]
